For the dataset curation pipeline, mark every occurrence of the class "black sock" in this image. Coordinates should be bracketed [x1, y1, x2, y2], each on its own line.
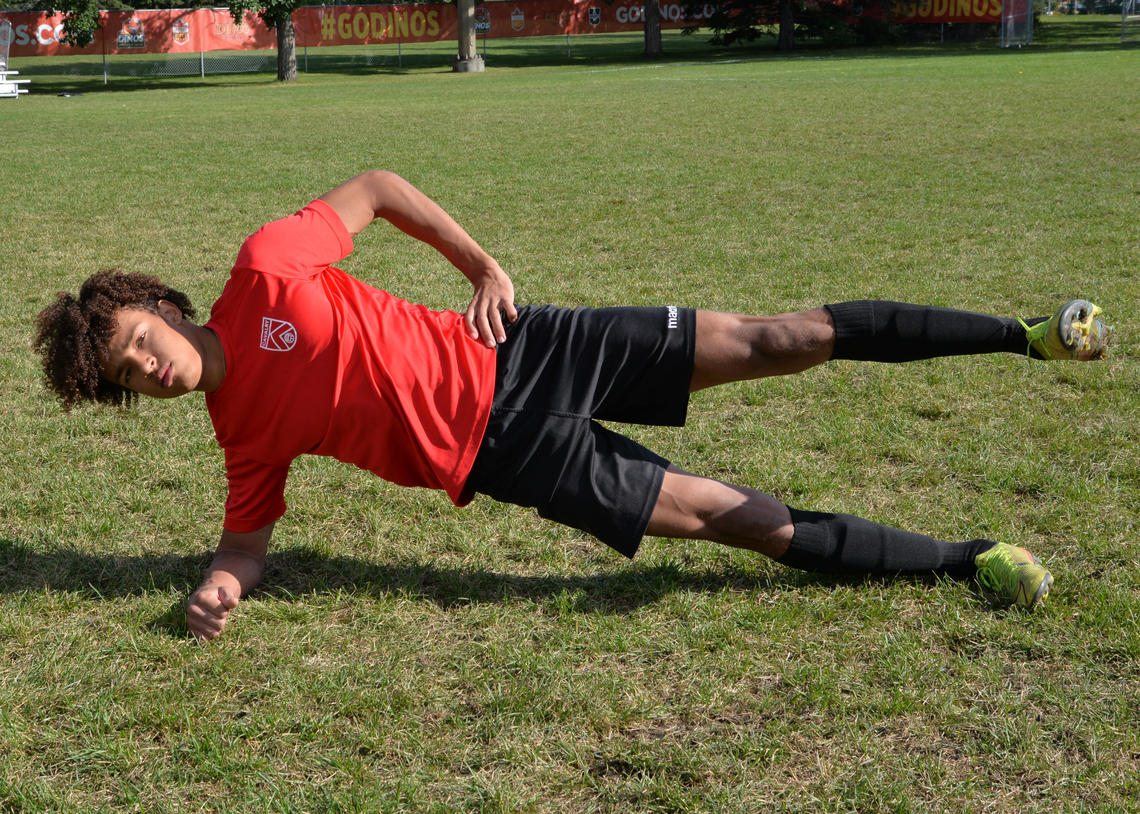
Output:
[778, 507, 995, 578]
[825, 300, 1046, 362]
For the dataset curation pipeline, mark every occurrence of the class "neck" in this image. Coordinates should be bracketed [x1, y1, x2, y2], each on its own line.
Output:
[193, 323, 226, 392]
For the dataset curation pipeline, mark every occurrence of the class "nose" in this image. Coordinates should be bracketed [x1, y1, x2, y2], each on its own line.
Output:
[128, 351, 158, 381]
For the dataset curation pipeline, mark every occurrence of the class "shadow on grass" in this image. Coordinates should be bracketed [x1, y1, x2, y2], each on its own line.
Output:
[2, 537, 971, 638]
[0, 535, 835, 610]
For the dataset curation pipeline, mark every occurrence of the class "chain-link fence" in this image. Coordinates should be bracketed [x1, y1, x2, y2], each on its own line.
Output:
[10, 34, 629, 83]
[1000, 0, 1034, 47]
[1125, 0, 1140, 43]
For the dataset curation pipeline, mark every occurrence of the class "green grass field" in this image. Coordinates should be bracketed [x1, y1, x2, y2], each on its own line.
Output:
[2, 21, 1138, 813]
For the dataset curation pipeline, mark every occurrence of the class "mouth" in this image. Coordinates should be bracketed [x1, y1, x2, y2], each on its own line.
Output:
[160, 364, 173, 388]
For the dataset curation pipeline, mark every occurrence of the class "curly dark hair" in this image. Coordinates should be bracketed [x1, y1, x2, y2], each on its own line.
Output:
[33, 271, 197, 410]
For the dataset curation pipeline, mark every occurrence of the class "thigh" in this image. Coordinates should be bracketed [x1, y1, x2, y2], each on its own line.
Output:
[690, 308, 835, 391]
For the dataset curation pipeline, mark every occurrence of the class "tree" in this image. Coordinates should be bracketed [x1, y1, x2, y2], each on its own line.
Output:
[32, 0, 296, 75]
[227, 0, 299, 82]
[27, 0, 126, 48]
[684, 0, 802, 52]
[644, 0, 663, 57]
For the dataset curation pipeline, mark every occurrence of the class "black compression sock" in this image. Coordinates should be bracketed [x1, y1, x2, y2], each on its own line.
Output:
[825, 300, 1047, 362]
[778, 507, 995, 578]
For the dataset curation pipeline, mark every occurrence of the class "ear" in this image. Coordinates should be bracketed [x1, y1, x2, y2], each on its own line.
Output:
[156, 299, 184, 324]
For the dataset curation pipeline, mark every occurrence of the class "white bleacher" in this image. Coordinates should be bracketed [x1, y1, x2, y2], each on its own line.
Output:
[1, 19, 30, 98]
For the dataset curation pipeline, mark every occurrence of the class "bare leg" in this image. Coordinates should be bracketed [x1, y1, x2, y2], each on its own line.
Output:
[649, 303, 1053, 588]
[647, 465, 793, 558]
[667, 307, 832, 555]
[690, 308, 835, 392]
[646, 466, 991, 575]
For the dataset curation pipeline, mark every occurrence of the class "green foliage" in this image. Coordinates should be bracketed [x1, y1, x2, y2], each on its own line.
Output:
[226, 0, 302, 29]
[29, 0, 214, 48]
[684, 0, 867, 49]
[684, 0, 779, 45]
[35, 0, 109, 47]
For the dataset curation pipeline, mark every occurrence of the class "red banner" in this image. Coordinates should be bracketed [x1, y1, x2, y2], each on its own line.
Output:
[890, 0, 1003, 22]
[296, 1, 718, 46]
[3, 9, 273, 57]
[2, 2, 999, 58]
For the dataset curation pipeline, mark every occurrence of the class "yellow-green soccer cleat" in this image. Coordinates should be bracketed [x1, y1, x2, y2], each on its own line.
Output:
[1019, 300, 1112, 361]
[975, 543, 1053, 608]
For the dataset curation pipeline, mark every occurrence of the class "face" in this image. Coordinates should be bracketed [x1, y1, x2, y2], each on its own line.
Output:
[100, 302, 206, 399]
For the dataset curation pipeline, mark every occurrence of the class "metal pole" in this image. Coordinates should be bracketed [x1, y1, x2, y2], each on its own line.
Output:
[200, 51, 205, 78]
[566, 33, 571, 58]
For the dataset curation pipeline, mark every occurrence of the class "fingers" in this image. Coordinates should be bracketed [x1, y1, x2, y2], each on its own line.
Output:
[187, 586, 238, 642]
[464, 301, 493, 347]
[463, 265, 516, 347]
[218, 586, 239, 611]
[465, 294, 515, 348]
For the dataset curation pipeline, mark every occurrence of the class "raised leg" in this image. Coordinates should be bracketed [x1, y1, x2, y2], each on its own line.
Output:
[689, 308, 835, 392]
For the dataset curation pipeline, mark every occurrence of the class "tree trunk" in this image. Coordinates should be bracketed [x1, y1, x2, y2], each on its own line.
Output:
[777, 0, 795, 52]
[644, 0, 663, 57]
[453, 0, 485, 71]
[276, 15, 297, 82]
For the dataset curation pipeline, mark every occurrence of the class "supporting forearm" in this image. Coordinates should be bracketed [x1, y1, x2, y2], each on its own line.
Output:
[187, 524, 273, 641]
[200, 548, 266, 598]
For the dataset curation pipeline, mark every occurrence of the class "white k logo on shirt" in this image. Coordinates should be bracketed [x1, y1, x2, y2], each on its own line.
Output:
[260, 317, 298, 351]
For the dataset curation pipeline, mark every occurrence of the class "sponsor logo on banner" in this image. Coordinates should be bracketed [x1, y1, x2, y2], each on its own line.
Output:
[213, 18, 248, 41]
[588, 7, 601, 25]
[474, 6, 491, 33]
[172, 17, 190, 46]
[615, 3, 715, 23]
[511, 7, 525, 31]
[117, 16, 146, 49]
[260, 317, 298, 352]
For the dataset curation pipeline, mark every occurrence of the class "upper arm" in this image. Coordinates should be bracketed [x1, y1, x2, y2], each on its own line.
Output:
[317, 170, 399, 236]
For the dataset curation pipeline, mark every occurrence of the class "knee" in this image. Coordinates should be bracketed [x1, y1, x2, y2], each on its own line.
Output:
[699, 491, 789, 545]
[650, 470, 792, 553]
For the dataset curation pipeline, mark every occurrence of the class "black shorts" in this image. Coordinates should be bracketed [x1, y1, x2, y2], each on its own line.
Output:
[462, 304, 696, 558]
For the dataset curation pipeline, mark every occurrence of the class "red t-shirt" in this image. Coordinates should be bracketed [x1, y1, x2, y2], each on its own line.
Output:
[205, 200, 497, 533]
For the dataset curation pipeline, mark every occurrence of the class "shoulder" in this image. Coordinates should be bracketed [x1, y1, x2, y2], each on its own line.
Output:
[234, 201, 353, 278]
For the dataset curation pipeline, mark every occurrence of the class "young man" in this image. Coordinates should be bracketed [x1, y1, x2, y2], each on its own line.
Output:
[34, 171, 1112, 641]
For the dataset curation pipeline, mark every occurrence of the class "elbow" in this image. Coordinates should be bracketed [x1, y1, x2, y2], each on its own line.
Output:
[364, 169, 405, 189]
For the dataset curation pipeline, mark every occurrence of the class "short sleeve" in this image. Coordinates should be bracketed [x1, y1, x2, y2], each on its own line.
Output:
[233, 199, 354, 280]
[221, 450, 291, 533]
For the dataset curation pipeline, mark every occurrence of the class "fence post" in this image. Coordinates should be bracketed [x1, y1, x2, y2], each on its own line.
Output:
[200, 51, 205, 78]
